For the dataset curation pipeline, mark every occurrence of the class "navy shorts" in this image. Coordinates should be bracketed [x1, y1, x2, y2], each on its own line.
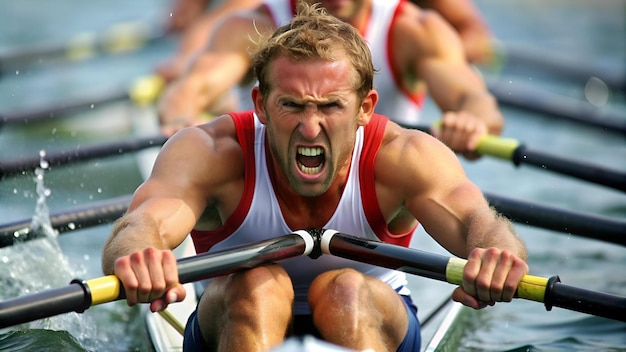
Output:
[183, 293, 421, 351]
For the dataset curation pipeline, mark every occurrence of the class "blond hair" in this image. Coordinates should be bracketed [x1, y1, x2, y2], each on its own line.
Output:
[251, 2, 375, 102]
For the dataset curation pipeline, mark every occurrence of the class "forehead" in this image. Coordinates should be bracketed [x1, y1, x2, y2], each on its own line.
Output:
[267, 54, 357, 99]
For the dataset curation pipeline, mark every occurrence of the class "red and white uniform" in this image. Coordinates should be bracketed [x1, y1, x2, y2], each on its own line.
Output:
[191, 111, 416, 314]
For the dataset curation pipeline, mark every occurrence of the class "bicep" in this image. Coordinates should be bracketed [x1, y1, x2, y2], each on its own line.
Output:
[400, 134, 485, 257]
[129, 129, 218, 247]
[409, 12, 485, 109]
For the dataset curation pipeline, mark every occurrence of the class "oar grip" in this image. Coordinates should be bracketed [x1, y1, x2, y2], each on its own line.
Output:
[85, 275, 124, 305]
[475, 135, 520, 159]
[129, 74, 165, 106]
[445, 257, 549, 303]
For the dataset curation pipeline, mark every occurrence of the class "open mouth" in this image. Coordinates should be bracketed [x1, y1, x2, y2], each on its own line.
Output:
[296, 146, 325, 175]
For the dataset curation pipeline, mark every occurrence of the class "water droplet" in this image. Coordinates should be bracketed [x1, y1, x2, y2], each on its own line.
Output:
[584, 77, 609, 107]
[15, 70, 19, 75]
[97, 188, 102, 193]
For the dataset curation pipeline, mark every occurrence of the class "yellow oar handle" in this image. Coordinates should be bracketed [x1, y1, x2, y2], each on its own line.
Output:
[66, 21, 153, 61]
[129, 74, 166, 106]
[475, 135, 521, 160]
[445, 257, 549, 303]
[85, 275, 123, 306]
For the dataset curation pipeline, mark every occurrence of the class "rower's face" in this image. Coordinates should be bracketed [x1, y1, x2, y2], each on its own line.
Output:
[304, 0, 366, 22]
[254, 54, 375, 197]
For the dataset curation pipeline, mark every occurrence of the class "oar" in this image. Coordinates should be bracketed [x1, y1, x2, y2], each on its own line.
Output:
[0, 21, 167, 75]
[0, 134, 167, 179]
[0, 74, 164, 127]
[2, 187, 624, 249]
[404, 123, 626, 193]
[475, 135, 626, 193]
[0, 194, 132, 248]
[321, 230, 626, 323]
[484, 192, 626, 247]
[488, 42, 625, 91]
[486, 79, 626, 134]
[0, 231, 315, 329]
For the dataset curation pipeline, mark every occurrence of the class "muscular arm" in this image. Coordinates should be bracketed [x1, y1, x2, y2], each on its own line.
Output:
[157, 8, 275, 135]
[411, 0, 494, 64]
[101, 118, 244, 310]
[392, 6, 503, 155]
[377, 124, 527, 307]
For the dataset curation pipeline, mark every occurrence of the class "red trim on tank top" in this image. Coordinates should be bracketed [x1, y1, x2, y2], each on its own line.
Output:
[190, 111, 257, 253]
[360, 114, 415, 247]
[387, 1, 426, 107]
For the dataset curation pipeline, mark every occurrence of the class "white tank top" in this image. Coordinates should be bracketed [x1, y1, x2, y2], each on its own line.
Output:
[203, 113, 409, 314]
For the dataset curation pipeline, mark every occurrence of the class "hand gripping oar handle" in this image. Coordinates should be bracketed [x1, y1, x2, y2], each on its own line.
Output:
[0, 231, 315, 329]
[320, 230, 626, 323]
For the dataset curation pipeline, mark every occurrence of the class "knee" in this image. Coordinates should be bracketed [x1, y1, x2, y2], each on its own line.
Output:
[309, 268, 366, 315]
[225, 264, 294, 308]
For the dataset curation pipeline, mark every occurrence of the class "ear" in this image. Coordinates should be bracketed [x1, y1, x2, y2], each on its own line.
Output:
[357, 89, 378, 126]
[252, 86, 268, 124]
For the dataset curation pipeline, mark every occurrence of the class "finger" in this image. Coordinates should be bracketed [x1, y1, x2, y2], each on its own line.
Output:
[474, 248, 499, 302]
[503, 257, 530, 302]
[129, 250, 156, 303]
[452, 287, 481, 309]
[144, 247, 168, 301]
[489, 250, 515, 302]
[462, 248, 484, 298]
[113, 256, 140, 307]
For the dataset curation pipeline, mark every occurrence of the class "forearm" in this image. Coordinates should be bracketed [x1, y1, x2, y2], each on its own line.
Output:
[465, 207, 527, 260]
[101, 212, 165, 275]
[458, 90, 503, 135]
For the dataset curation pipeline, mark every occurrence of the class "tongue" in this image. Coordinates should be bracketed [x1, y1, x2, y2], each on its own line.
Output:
[298, 154, 324, 168]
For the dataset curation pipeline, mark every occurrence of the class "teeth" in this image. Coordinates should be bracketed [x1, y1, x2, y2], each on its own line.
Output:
[297, 146, 323, 156]
[298, 164, 322, 174]
[297, 146, 324, 174]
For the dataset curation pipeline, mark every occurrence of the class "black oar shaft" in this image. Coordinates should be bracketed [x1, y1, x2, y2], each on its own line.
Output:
[513, 146, 626, 193]
[0, 90, 128, 126]
[487, 81, 626, 134]
[0, 135, 166, 179]
[0, 195, 132, 248]
[0, 232, 313, 329]
[484, 192, 626, 246]
[545, 277, 626, 322]
[0, 280, 91, 329]
[322, 231, 626, 323]
[177, 232, 315, 283]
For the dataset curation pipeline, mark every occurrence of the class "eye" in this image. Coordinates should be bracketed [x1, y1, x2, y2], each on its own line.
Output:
[282, 101, 303, 109]
[320, 102, 341, 111]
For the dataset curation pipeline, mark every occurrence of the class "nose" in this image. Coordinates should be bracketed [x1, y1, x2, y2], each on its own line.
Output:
[298, 105, 323, 139]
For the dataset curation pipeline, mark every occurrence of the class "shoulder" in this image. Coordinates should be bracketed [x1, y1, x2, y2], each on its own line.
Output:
[209, 6, 275, 49]
[374, 121, 465, 193]
[158, 115, 245, 174]
[391, 2, 464, 58]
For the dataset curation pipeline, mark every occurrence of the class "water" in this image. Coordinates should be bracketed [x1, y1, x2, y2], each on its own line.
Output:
[0, 0, 625, 351]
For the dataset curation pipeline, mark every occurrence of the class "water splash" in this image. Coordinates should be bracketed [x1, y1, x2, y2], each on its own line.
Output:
[0, 150, 97, 346]
[28, 150, 57, 240]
